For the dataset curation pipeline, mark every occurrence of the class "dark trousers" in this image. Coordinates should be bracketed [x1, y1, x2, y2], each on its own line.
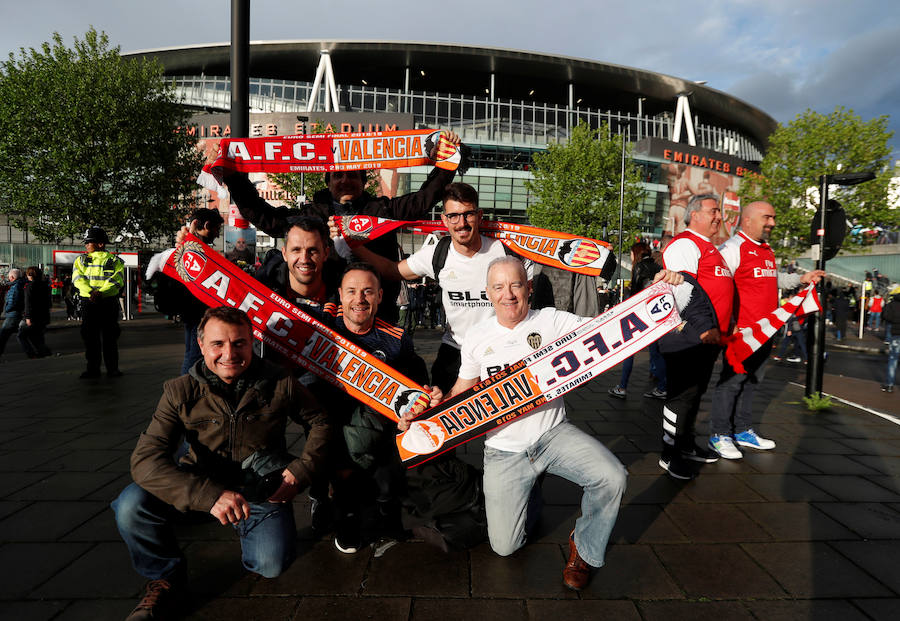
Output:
[80, 297, 121, 373]
[182, 322, 201, 375]
[17, 321, 51, 357]
[431, 343, 462, 394]
[709, 340, 772, 436]
[662, 345, 721, 450]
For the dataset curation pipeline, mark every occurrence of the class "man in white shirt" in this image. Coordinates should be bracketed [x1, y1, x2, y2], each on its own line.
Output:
[443, 256, 626, 591]
[349, 182, 531, 392]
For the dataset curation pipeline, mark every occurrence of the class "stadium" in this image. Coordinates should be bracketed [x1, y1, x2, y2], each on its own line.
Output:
[0, 39, 777, 273]
[131, 39, 776, 247]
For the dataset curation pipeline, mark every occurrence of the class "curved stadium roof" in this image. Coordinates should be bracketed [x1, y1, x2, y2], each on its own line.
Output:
[126, 39, 777, 150]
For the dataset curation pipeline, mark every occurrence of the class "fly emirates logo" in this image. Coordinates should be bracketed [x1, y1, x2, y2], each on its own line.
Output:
[714, 265, 733, 277]
[752, 259, 777, 279]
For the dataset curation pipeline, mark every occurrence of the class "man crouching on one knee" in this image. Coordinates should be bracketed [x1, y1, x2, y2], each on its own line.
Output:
[402, 256, 681, 590]
[112, 306, 331, 621]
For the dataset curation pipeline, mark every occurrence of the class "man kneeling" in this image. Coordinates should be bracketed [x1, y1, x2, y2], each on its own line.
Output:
[112, 307, 331, 620]
[440, 256, 628, 590]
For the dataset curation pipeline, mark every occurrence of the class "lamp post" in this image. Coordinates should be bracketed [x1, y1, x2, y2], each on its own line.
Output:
[616, 122, 628, 301]
[805, 171, 875, 397]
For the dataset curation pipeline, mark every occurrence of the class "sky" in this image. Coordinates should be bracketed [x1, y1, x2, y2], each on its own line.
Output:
[3, 0, 900, 157]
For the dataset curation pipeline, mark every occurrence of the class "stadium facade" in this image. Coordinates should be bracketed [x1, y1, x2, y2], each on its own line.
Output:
[1, 40, 777, 271]
[136, 40, 776, 250]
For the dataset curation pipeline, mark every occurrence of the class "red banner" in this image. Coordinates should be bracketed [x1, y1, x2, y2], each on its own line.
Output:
[334, 215, 616, 279]
[200, 129, 461, 185]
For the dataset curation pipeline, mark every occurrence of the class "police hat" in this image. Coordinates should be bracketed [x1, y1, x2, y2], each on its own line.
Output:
[83, 227, 109, 244]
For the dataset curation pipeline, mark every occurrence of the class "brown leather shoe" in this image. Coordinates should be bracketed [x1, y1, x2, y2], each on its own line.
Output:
[126, 579, 178, 621]
[563, 530, 592, 591]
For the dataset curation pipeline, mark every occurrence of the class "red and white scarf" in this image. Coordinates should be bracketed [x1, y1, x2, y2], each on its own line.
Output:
[723, 284, 821, 373]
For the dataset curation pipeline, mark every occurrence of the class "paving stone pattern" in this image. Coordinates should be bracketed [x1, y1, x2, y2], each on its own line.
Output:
[0, 317, 898, 620]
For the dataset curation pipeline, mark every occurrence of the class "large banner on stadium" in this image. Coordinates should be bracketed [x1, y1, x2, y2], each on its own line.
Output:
[634, 138, 759, 246]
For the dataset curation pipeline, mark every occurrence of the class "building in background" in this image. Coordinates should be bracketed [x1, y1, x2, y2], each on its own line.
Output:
[1, 40, 775, 271]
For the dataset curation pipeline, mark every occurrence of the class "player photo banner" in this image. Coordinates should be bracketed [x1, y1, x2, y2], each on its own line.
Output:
[334, 215, 617, 279]
[723, 284, 821, 374]
[162, 234, 433, 424]
[397, 280, 683, 467]
[199, 129, 462, 188]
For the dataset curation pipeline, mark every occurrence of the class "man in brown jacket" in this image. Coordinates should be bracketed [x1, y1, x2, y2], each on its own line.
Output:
[112, 306, 331, 621]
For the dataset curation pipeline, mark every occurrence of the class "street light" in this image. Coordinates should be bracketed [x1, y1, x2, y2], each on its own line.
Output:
[805, 171, 875, 397]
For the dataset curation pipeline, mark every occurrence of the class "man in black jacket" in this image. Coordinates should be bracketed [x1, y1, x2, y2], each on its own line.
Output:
[222, 131, 462, 323]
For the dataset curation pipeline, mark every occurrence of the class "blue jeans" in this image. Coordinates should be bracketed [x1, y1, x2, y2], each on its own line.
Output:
[112, 483, 296, 581]
[618, 343, 665, 391]
[886, 335, 900, 387]
[482, 421, 627, 567]
[869, 312, 882, 331]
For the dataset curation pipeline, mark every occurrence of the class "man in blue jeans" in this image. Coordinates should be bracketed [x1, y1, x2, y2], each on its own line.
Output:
[881, 292, 900, 393]
[112, 307, 331, 621]
[432, 257, 685, 590]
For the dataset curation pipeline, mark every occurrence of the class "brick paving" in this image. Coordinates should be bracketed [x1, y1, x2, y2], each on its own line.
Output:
[0, 314, 898, 620]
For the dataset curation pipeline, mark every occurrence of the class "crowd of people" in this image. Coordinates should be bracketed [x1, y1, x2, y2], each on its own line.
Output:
[3, 130, 900, 621]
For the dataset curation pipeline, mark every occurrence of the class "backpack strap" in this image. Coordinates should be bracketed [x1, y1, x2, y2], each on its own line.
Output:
[431, 236, 453, 286]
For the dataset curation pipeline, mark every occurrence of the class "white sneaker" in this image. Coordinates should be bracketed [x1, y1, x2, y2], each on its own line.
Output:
[733, 429, 776, 450]
[709, 434, 742, 459]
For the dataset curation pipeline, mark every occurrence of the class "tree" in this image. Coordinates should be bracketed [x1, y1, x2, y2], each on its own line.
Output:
[525, 121, 645, 249]
[0, 28, 202, 244]
[740, 107, 896, 258]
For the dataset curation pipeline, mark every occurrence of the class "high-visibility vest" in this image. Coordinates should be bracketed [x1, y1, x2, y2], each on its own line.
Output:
[72, 251, 125, 298]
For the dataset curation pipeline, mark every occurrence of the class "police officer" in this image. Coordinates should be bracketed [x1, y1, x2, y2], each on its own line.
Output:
[73, 227, 125, 378]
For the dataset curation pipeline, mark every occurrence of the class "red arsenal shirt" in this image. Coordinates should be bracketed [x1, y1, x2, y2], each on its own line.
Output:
[663, 229, 735, 333]
[718, 231, 778, 329]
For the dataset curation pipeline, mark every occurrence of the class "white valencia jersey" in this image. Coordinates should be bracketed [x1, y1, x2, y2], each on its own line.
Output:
[459, 308, 587, 452]
[406, 236, 532, 349]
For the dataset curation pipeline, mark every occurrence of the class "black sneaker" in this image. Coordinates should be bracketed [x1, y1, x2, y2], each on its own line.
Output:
[334, 513, 361, 554]
[107, 369, 124, 378]
[79, 370, 101, 379]
[680, 444, 720, 463]
[126, 579, 178, 621]
[658, 453, 694, 480]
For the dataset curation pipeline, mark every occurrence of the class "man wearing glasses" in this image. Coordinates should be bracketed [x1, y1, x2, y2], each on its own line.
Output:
[351, 182, 531, 392]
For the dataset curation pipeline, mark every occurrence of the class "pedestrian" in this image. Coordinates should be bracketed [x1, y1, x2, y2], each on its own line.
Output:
[17, 266, 52, 358]
[880, 291, 900, 393]
[832, 291, 851, 341]
[608, 241, 667, 400]
[0, 268, 25, 359]
[868, 291, 884, 331]
[73, 227, 125, 378]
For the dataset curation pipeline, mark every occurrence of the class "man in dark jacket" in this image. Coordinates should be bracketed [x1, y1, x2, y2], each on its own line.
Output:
[222, 131, 462, 324]
[17, 266, 52, 358]
[0, 268, 25, 358]
[112, 307, 331, 621]
[881, 290, 900, 393]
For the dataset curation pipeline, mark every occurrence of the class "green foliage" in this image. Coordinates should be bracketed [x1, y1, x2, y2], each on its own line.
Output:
[740, 107, 896, 259]
[801, 392, 835, 412]
[0, 28, 202, 244]
[525, 121, 644, 248]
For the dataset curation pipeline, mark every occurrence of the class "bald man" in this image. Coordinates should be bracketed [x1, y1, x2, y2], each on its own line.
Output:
[708, 201, 824, 459]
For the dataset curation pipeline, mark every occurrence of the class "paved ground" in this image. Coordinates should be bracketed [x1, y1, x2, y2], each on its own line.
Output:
[0, 310, 898, 620]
